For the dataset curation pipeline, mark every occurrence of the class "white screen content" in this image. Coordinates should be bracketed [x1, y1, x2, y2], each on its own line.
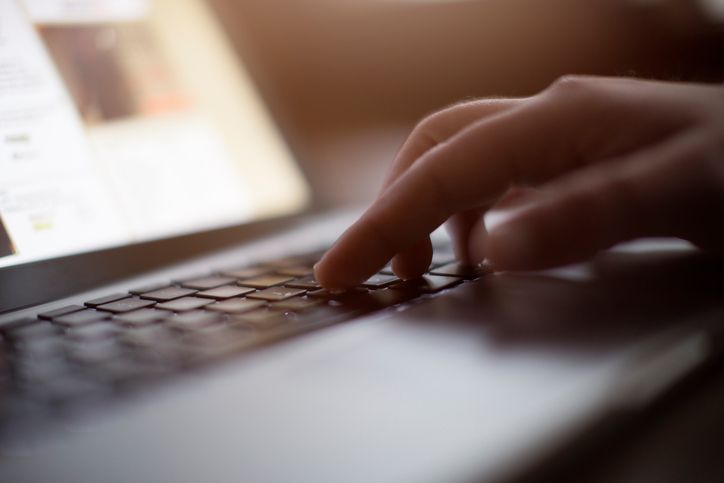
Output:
[0, 0, 310, 268]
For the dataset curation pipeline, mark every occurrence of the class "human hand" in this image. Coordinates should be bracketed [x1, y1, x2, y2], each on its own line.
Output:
[314, 76, 724, 291]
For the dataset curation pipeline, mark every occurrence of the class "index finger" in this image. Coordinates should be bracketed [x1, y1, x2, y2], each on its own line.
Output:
[382, 99, 521, 278]
[315, 99, 550, 290]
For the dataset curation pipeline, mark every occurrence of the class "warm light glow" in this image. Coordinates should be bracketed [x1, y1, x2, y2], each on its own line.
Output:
[0, 0, 310, 268]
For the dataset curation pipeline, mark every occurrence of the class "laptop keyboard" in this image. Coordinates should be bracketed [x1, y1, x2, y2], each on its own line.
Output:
[0, 244, 486, 435]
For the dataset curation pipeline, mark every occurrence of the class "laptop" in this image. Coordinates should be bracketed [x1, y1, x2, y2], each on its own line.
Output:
[1, 1, 723, 482]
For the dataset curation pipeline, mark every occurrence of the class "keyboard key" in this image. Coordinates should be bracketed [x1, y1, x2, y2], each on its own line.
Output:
[141, 286, 197, 302]
[290, 305, 358, 328]
[181, 276, 236, 290]
[139, 344, 190, 368]
[122, 325, 177, 349]
[156, 297, 213, 313]
[5, 321, 60, 342]
[231, 309, 289, 329]
[360, 288, 416, 308]
[308, 287, 368, 299]
[206, 298, 265, 314]
[390, 275, 462, 293]
[308, 288, 402, 311]
[429, 262, 484, 279]
[247, 287, 306, 302]
[180, 327, 256, 363]
[113, 309, 170, 327]
[12, 337, 66, 360]
[84, 293, 129, 308]
[221, 266, 272, 279]
[182, 325, 255, 349]
[284, 275, 321, 290]
[54, 310, 110, 328]
[37, 305, 84, 321]
[196, 285, 255, 300]
[66, 322, 120, 341]
[129, 282, 169, 295]
[270, 297, 322, 312]
[97, 298, 156, 314]
[238, 275, 294, 289]
[129, 334, 189, 367]
[167, 311, 222, 331]
[67, 340, 125, 365]
[360, 273, 400, 289]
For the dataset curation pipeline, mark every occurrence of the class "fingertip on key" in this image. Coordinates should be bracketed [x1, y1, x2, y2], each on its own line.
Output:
[390, 256, 428, 281]
[313, 257, 357, 292]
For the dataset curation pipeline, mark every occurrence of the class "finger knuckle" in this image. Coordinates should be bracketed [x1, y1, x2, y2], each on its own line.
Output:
[543, 75, 598, 100]
[410, 112, 445, 147]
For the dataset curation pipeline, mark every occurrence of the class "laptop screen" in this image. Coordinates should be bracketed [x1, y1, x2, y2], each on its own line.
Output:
[0, 0, 310, 269]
